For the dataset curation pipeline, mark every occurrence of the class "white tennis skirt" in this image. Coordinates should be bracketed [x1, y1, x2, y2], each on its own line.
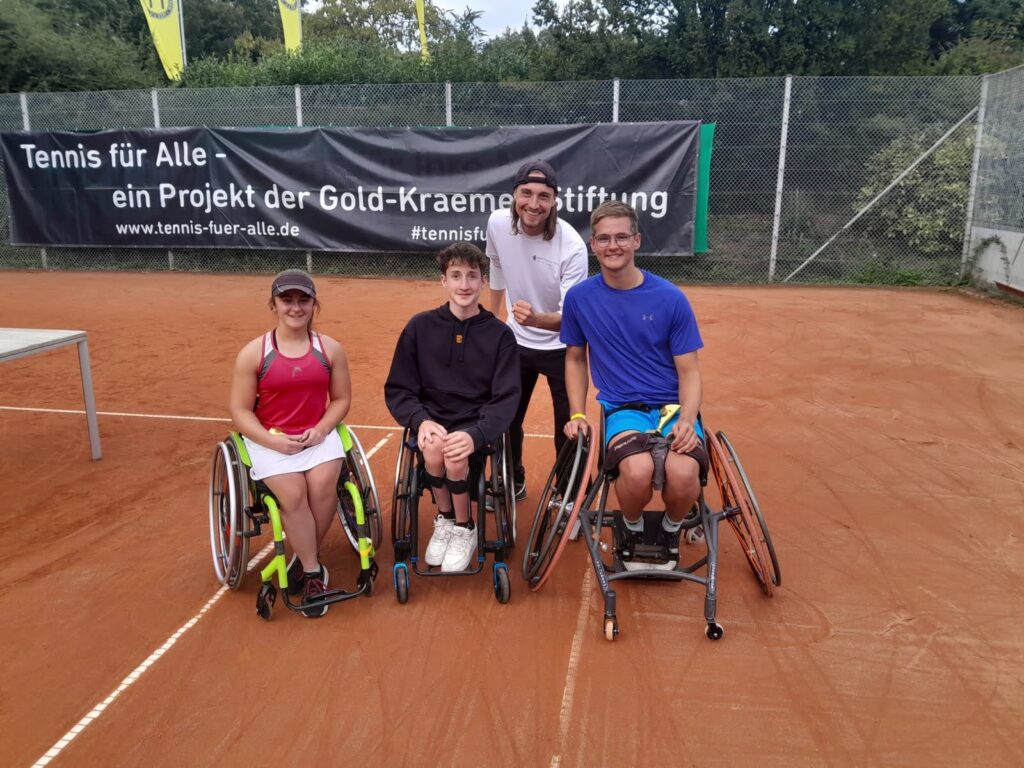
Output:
[243, 429, 345, 481]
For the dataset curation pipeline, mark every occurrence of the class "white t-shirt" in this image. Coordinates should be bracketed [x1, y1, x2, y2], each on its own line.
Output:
[485, 208, 589, 351]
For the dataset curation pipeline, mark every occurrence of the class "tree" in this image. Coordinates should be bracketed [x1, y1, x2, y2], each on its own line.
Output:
[0, 0, 160, 92]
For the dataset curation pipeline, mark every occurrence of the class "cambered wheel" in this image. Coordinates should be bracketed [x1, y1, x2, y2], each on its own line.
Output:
[492, 435, 517, 548]
[345, 427, 383, 548]
[391, 436, 415, 547]
[494, 565, 511, 604]
[522, 433, 594, 590]
[717, 431, 781, 587]
[394, 564, 410, 604]
[604, 617, 619, 642]
[256, 582, 276, 621]
[707, 431, 774, 596]
[209, 439, 252, 590]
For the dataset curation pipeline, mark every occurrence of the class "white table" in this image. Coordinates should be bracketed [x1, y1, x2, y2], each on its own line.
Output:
[0, 328, 102, 460]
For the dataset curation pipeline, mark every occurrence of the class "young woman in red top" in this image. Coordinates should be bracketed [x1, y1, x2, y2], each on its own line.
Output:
[229, 269, 352, 617]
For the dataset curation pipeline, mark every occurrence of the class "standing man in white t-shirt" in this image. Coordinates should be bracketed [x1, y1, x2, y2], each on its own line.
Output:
[486, 160, 589, 499]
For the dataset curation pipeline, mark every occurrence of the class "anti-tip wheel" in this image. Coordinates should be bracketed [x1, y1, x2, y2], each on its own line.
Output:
[706, 622, 724, 640]
[604, 617, 618, 642]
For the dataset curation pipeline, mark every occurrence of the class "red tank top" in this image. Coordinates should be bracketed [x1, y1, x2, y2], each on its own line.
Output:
[253, 331, 331, 434]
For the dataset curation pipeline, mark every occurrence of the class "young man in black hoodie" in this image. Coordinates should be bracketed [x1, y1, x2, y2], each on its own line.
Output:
[385, 242, 521, 572]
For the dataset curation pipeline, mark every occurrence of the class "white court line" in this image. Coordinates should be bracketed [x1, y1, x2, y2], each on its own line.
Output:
[29, 435, 391, 768]
[0, 406, 555, 438]
[550, 567, 594, 768]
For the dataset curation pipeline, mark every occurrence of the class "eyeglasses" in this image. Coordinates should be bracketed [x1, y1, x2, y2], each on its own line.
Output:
[593, 233, 637, 247]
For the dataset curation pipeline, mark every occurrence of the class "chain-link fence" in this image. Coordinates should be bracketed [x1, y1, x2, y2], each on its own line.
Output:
[966, 65, 1024, 291]
[1, 76, 984, 284]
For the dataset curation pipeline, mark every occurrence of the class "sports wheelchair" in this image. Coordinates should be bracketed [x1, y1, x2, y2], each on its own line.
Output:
[390, 428, 517, 604]
[208, 423, 382, 620]
[523, 407, 780, 641]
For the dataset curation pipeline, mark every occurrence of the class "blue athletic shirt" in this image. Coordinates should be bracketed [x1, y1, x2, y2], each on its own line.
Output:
[561, 271, 703, 403]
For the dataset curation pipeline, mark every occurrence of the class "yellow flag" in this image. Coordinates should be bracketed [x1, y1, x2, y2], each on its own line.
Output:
[139, 0, 186, 81]
[415, 0, 430, 62]
[278, 0, 302, 52]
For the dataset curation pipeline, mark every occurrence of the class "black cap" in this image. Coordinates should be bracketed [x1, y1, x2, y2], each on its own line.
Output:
[513, 160, 558, 193]
[271, 269, 316, 297]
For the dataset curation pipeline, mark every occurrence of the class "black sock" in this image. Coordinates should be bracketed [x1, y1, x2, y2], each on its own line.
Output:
[455, 519, 475, 530]
[304, 567, 323, 580]
[438, 510, 456, 519]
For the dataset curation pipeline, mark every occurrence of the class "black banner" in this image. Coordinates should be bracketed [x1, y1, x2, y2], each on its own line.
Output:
[1, 123, 700, 253]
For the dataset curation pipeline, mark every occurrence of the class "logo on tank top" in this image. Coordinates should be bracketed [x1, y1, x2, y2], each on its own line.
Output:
[642, 314, 654, 321]
[291, 365, 304, 378]
[456, 335, 464, 344]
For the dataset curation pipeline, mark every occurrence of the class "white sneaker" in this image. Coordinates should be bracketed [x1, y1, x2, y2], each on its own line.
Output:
[425, 515, 455, 566]
[441, 524, 478, 572]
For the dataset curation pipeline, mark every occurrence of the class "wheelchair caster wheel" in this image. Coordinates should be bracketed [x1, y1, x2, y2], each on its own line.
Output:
[604, 617, 618, 642]
[493, 565, 511, 604]
[256, 583, 276, 621]
[394, 564, 409, 604]
[706, 622, 724, 640]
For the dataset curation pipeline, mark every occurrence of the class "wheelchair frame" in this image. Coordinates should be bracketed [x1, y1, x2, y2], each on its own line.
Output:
[208, 423, 380, 620]
[390, 427, 516, 604]
[523, 409, 780, 641]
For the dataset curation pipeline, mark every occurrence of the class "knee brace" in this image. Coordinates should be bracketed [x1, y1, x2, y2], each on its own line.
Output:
[445, 476, 470, 496]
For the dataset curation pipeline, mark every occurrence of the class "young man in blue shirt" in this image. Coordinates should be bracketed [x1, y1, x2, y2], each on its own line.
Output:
[561, 201, 708, 569]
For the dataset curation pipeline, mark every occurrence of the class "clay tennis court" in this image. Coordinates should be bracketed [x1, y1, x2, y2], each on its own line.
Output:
[1, 271, 1022, 767]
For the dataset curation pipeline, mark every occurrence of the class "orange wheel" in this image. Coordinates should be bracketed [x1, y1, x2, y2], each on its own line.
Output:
[718, 431, 780, 587]
[706, 430, 774, 596]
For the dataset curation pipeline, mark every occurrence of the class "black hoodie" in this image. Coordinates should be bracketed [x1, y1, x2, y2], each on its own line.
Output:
[385, 303, 521, 451]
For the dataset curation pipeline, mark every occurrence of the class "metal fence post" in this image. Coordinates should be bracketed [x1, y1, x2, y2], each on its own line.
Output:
[151, 89, 161, 128]
[768, 75, 792, 282]
[20, 92, 46, 267]
[612, 78, 620, 123]
[20, 92, 30, 130]
[295, 84, 303, 127]
[960, 75, 989, 281]
[445, 82, 453, 127]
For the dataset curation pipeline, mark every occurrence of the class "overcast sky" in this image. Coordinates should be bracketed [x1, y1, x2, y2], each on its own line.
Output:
[432, 0, 543, 39]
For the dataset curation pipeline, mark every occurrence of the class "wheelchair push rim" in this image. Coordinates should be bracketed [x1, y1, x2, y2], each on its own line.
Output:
[716, 430, 781, 587]
[523, 431, 594, 589]
[390, 433, 415, 547]
[706, 430, 774, 596]
[208, 439, 251, 589]
[337, 426, 383, 550]
[491, 433, 517, 549]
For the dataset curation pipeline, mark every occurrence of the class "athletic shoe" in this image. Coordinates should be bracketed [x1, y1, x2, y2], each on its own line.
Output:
[300, 565, 330, 618]
[656, 524, 683, 558]
[514, 480, 527, 501]
[424, 514, 455, 566]
[616, 516, 645, 560]
[441, 524, 477, 572]
[286, 554, 305, 595]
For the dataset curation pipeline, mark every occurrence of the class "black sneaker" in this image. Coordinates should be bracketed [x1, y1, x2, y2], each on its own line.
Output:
[656, 524, 683, 559]
[300, 565, 330, 618]
[514, 480, 527, 501]
[286, 554, 305, 596]
[616, 516, 645, 560]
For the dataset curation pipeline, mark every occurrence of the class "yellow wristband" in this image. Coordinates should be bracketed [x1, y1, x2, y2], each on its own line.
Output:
[570, 413, 587, 421]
